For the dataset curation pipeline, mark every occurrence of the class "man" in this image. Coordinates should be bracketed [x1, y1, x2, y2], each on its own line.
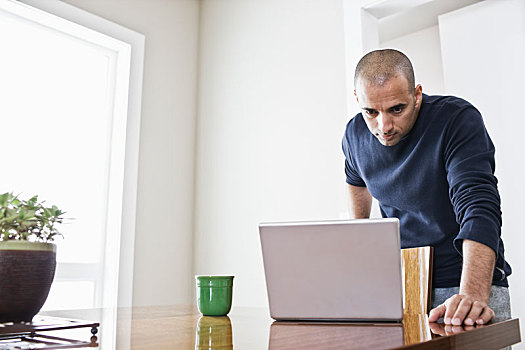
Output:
[342, 49, 511, 326]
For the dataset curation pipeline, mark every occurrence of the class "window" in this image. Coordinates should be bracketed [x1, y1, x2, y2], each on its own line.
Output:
[0, 0, 144, 316]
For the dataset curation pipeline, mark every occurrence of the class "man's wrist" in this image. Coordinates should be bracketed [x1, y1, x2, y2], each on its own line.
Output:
[457, 288, 490, 303]
[458, 239, 495, 304]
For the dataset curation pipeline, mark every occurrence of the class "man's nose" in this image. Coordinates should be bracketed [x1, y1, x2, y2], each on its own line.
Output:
[377, 113, 393, 134]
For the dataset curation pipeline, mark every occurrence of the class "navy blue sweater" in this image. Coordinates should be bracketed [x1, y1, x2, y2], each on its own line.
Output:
[342, 94, 511, 288]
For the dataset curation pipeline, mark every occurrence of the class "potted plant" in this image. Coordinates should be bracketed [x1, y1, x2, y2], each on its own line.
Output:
[0, 192, 66, 323]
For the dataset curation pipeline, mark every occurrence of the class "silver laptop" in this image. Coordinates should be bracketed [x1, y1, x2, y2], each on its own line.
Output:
[259, 218, 403, 322]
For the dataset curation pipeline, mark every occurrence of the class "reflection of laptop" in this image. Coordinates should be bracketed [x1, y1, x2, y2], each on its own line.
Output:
[259, 219, 403, 322]
[269, 321, 404, 349]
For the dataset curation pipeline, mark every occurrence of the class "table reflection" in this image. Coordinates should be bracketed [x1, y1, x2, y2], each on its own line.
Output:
[403, 314, 432, 345]
[39, 306, 519, 349]
[429, 321, 485, 337]
[268, 321, 404, 349]
[195, 316, 233, 350]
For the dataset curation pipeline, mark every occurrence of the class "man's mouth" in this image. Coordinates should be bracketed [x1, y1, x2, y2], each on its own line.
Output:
[377, 133, 396, 141]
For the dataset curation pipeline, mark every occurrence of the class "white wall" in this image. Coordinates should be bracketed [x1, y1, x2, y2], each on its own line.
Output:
[194, 0, 348, 307]
[61, 0, 200, 306]
[381, 25, 445, 95]
[439, 0, 525, 345]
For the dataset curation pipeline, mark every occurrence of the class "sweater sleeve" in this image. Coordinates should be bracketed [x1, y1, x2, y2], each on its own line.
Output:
[444, 106, 502, 257]
[342, 120, 367, 187]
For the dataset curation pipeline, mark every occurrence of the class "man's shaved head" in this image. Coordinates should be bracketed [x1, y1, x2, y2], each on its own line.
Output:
[353, 49, 422, 146]
[354, 49, 415, 92]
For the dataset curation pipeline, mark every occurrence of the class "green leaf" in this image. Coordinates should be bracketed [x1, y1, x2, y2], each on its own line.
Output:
[0, 193, 10, 207]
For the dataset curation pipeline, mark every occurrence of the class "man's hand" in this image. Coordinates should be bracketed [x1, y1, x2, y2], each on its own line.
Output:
[429, 239, 496, 325]
[428, 294, 494, 325]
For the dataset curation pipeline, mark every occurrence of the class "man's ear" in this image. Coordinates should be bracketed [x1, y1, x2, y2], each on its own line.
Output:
[415, 84, 423, 106]
[354, 89, 359, 103]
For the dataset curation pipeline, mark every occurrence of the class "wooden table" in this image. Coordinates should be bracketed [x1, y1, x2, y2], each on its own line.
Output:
[41, 305, 521, 349]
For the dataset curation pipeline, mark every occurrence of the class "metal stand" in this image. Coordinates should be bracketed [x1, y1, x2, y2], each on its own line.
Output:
[0, 316, 99, 349]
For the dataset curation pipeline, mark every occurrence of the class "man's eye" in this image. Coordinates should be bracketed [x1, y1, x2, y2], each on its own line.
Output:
[392, 106, 403, 113]
[364, 110, 377, 117]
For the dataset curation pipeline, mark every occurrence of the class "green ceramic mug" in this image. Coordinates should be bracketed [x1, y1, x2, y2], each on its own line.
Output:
[196, 276, 234, 316]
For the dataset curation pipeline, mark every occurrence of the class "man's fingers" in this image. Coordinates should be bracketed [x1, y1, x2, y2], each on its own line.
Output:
[444, 295, 462, 324]
[464, 301, 485, 326]
[428, 304, 446, 322]
[476, 306, 495, 325]
[429, 295, 495, 326]
[451, 298, 473, 325]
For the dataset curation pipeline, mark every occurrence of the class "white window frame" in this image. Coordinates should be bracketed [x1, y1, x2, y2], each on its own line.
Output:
[14, 0, 144, 310]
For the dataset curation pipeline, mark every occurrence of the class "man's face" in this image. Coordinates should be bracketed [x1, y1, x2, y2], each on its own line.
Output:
[354, 75, 422, 146]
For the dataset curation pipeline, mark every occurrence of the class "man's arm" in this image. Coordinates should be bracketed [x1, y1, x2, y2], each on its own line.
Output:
[347, 184, 372, 219]
[428, 105, 502, 326]
[429, 239, 496, 325]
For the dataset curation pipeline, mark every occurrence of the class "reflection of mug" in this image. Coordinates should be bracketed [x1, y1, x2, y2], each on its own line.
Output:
[196, 276, 234, 316]
[195, 316, 233, 350]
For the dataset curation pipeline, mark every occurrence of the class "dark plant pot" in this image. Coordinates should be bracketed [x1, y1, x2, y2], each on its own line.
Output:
[0, 241, 56, 323]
